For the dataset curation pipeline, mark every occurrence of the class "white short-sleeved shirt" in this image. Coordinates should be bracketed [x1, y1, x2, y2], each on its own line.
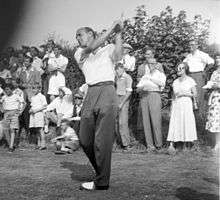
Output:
[183, 50, 214, 73]
[30, 93, 47, 111]
[1, 94, 24, 111]
[46, 96, 73, 119]
[74, 44, 115, 85]
[120, 54, 136, 72]
[63, 127, 79, 141]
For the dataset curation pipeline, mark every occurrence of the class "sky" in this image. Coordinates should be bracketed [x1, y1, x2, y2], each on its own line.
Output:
[8, 0, 220, 48]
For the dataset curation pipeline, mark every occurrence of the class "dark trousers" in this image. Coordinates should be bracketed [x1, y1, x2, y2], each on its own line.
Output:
[79, 83, 117, 187]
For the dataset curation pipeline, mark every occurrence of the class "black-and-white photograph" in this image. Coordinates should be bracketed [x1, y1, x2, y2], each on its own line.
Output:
[0, 0, 219, 199]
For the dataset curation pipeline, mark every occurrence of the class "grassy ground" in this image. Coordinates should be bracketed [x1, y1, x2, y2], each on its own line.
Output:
[0, 145, 219, 200]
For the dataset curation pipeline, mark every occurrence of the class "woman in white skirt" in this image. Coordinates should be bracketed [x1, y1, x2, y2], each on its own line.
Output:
[167, 62, 197, 152]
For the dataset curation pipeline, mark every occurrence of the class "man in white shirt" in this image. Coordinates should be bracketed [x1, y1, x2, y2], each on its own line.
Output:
[74, 21, 123, 190]
[47, 45, 68, 102]
[137, 53, 166, 151]
[45, 86, 73, 132]
[183, 40, 214, 118]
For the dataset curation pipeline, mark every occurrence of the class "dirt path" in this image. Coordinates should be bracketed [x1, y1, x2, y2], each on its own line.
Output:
[0, 147, 219, 200]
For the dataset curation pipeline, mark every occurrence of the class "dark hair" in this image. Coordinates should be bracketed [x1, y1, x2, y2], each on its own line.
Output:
[4, 83, 14, 90]
[54, 44, 62, 51]
[177, 62, 190, 75]
[12, 78, 21, 84]
[31, 46, 39, 55]
[24, 55, 33, 63]
[82, 27, 96, 38]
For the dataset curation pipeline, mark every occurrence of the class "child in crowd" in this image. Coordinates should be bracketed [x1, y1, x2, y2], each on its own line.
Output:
[29, 84, 47, 150]
[51, 119, 79, 154]
[0, 84, 25, 152]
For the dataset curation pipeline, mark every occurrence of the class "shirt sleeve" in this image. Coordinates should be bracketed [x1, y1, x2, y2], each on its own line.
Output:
[74, 48, 84, 66]
[126, 74, 133, 92]
[105, 44, 116, 60]
[189, 77, 197, 87]
[202, 52, 214, 65]
[157, 71, 166, 87]
[41, 95, 48, 106]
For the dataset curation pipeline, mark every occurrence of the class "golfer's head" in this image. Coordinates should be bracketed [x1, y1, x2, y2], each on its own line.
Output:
[76, 27, 96, 47]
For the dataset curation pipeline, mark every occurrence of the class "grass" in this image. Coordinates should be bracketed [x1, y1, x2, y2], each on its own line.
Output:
[0, 144, 219, 200]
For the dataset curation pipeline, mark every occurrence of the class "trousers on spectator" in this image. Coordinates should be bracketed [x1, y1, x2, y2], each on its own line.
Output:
[79, 82, 117, 187]
[116, 95, 130, 147]
[140, 91, 162, 148]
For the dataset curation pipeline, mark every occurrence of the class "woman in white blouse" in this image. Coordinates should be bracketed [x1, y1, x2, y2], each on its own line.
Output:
[167, 62, 198, 152]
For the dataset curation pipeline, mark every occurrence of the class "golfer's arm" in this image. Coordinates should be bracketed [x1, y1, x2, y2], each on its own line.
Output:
[84, 28, 113, 54]
[112, 32, 123, 62]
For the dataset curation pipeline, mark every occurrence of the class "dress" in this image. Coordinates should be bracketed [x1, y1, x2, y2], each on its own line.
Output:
[206, 70, 220, 133]
[167, 76, 197, 142]
[29, 93, 47, 128]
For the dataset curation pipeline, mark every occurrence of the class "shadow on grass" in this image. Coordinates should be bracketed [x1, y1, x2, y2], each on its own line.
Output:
[60, 161, 95, 182]
[203, 177, 219, 186]
[176, 187, 219, 200]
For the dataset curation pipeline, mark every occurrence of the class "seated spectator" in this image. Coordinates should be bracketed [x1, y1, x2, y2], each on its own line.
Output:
[45, 86, 73, 132]
[51, 119, 79, 154]
[30, 46, 44, 75]
[47, 45, 68, 102]
[29, 84, 47, 150]
[204, 57, 220, 151]
[0, 83, 25, 152]
[68, 93, 83, 134]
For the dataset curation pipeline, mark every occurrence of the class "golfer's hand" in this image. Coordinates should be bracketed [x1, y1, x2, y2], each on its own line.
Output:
[111, 20, 123, 33]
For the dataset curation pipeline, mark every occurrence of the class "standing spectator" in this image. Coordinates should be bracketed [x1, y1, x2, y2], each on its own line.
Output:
[74, 20, 123, 190]
[167, 62, 197, 152]
[19, 55, 42, 143]
[43, 40, 55, 60]
[29, 84, 47, 150]
[47, 45, 68, 102]
[45, 86, 73, 132]
[0, 84, 25, 152]
[11, 52, 25, 79]
[12, 78, 26, 147]
[30, 46, 44, 75]
[0, 59, 11, 80]
[137, 54, 166, 152]
[183, 40, 214, 119]
[204, 57, 220, 151]
[115, 63, 132, 149]
[120, 43, 136, 72]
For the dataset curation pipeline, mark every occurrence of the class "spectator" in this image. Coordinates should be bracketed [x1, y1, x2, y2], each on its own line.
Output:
[45, 86, 73, 132]
[11, 52, 25, 79]
[167, 62, 197, 152]
[137, 54, 166, 152]
[19, 55, 42, 143]
[43, 39, 55, 60]
[29, 84, 47, 150]
[51, 119, 79, 154]
[47, 45, 68, 102]
[204, 57, 220, 151]
[183, 40, 214, 119]
[115, 63, 133, 149]
[69, 93, 83, 134]
[120, 43, 136, 72]
[0, 59, 12, 80]
[30, 46, 44, 75]
[0, 84, 25, 152]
